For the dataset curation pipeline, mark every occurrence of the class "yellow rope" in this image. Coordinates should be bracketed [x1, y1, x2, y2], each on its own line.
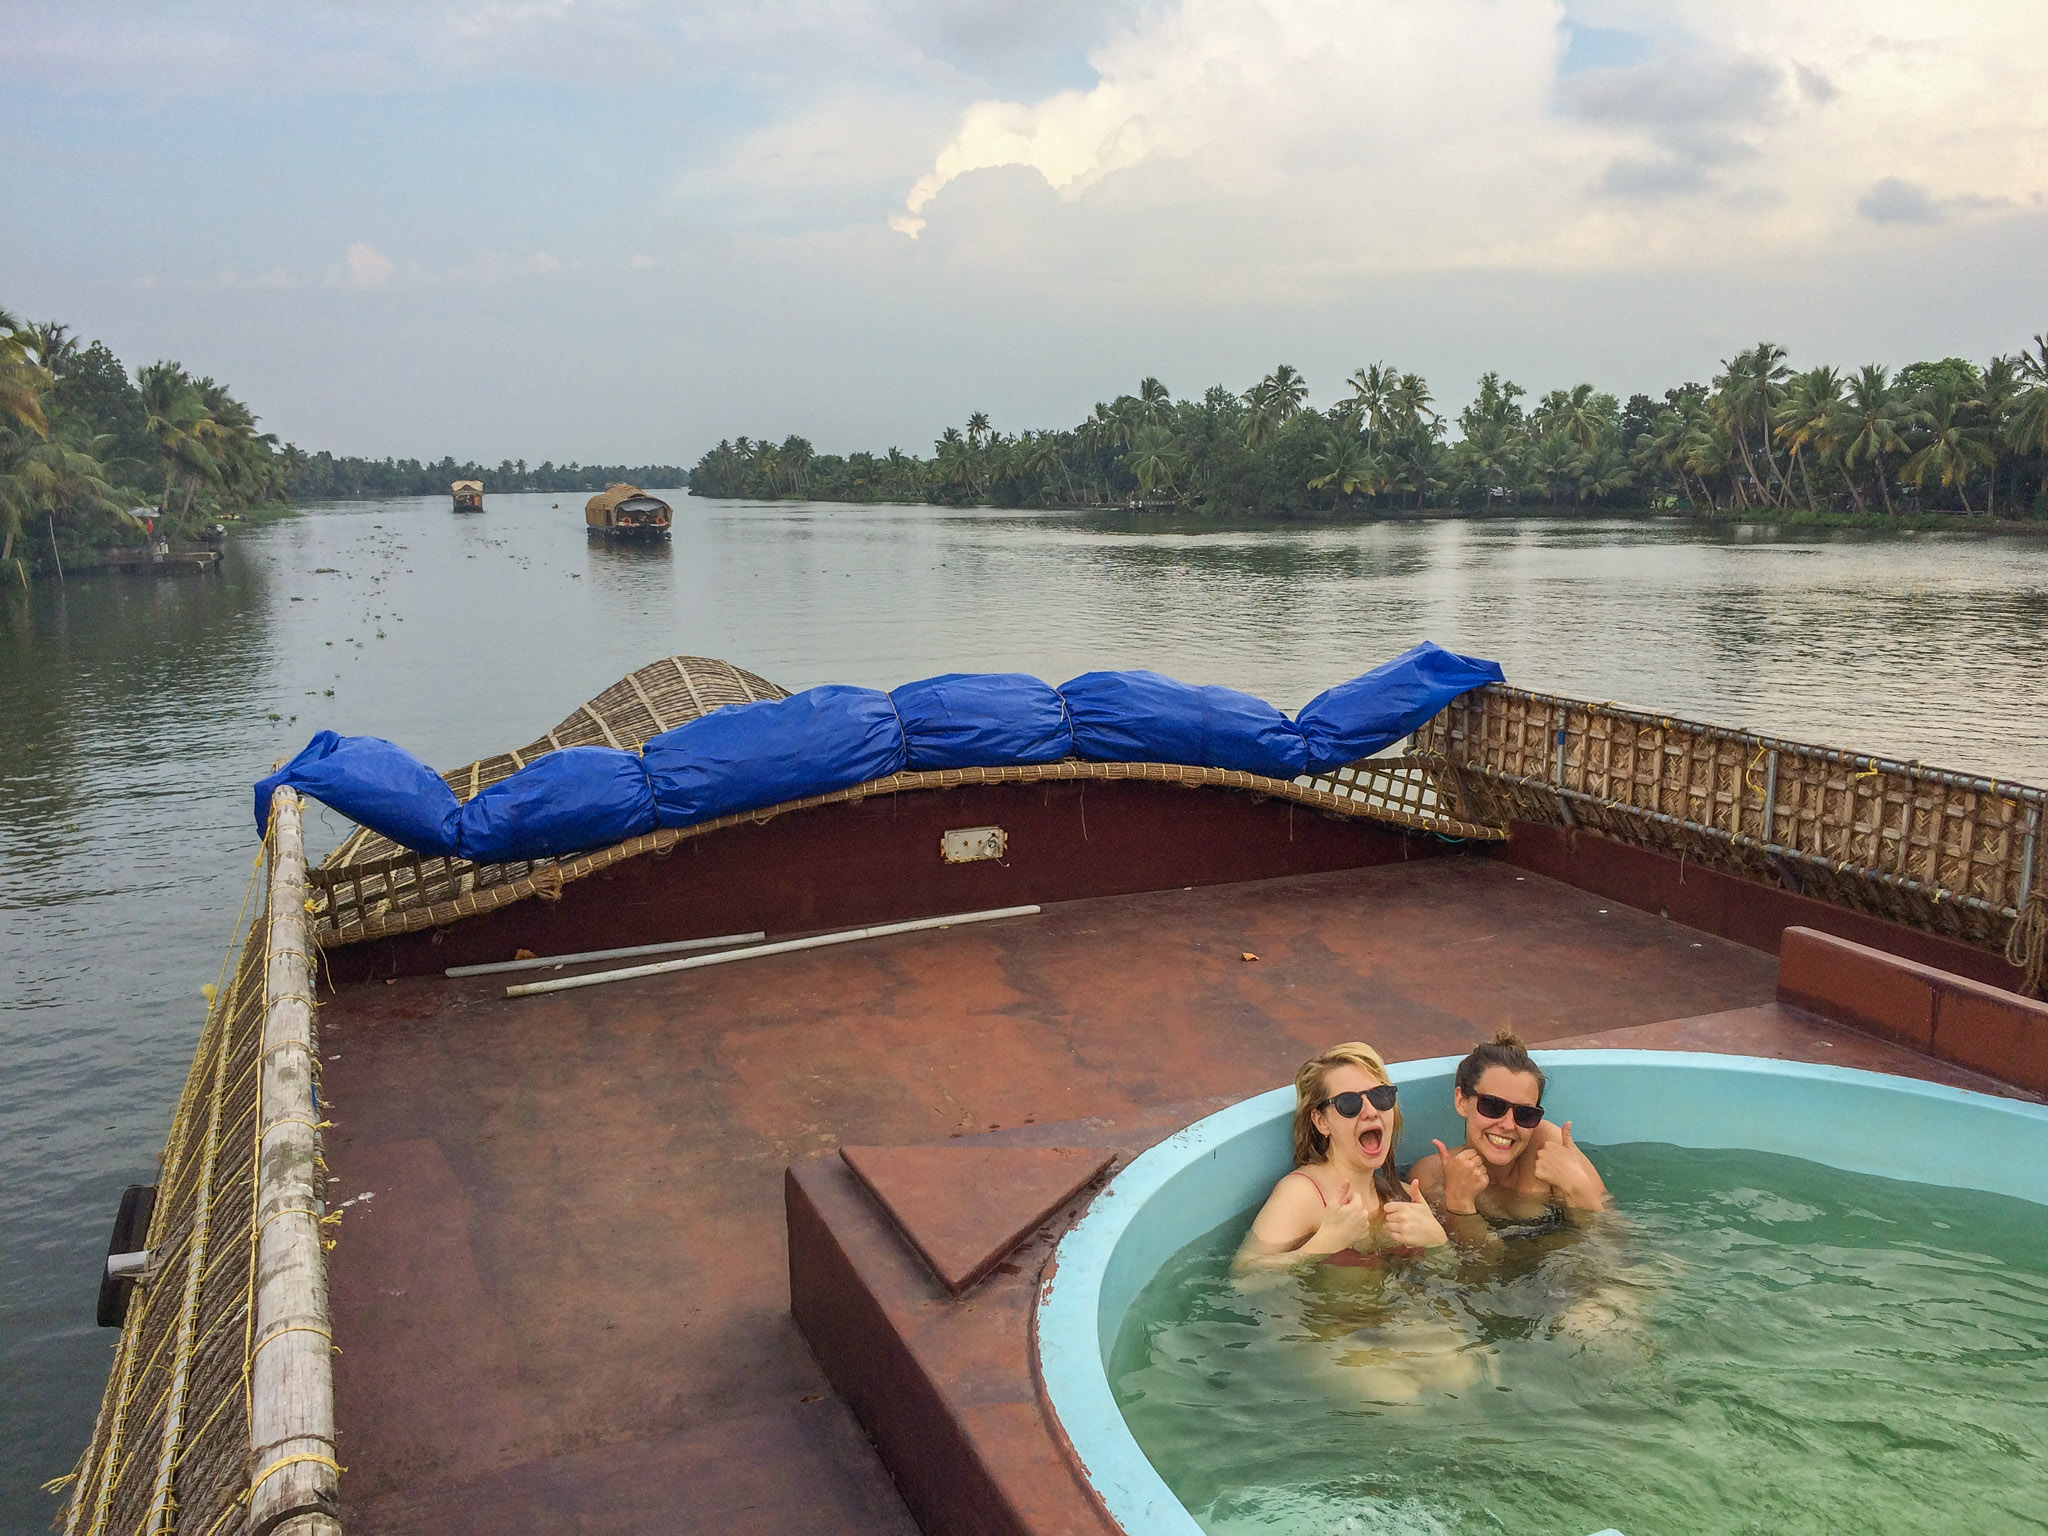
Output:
[2007, 890, 2048, 996]
[248, 1452, 345, 1493]
[250, 1323, 333, 1358]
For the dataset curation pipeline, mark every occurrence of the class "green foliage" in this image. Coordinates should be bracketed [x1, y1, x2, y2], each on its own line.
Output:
[692, 332, 2048, 522]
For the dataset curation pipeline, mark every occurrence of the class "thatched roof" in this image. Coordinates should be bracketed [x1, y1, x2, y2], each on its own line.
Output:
[586, 482, 669, 518]
[451, 480, 483, 494]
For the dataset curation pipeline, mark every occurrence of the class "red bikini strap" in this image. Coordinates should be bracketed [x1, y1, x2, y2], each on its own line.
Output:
[1288, 1169, 1328, 1206]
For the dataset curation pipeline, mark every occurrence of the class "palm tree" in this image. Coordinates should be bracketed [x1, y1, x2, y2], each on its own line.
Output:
[2005, 336, 2048, 475]
[0, 312, 50, 439]
[1973, 356, 2021, 517]
[1125, 424, 1181, 499]
[1902, 379, 1994, 513]
[1307, 427, 1381, 507]
[1774, 366, 1844, 512]
[1342, 363, 1395, 448]
[1835, 365, 1909, 515]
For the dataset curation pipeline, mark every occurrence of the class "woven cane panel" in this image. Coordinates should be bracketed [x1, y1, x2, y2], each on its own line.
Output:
[1416, 685, 2043, 958]
[66, 899, 273, 1536]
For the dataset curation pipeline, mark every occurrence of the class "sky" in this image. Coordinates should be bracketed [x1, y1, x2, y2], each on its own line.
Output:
[2, 0, 2043, 464]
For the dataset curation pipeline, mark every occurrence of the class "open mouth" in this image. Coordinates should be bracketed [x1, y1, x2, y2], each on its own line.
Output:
[1483, 1130, 1517, 1153]
[1358, 1126, 1385, 1158]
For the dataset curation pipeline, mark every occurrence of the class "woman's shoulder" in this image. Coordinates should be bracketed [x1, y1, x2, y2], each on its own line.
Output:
[1272, 1165, 1329, 1202]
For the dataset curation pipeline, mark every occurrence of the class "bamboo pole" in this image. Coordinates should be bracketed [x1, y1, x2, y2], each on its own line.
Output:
[444, 929, 766, 977]
[506, 905, 1042, 998]
[249, 786, 342, 1535]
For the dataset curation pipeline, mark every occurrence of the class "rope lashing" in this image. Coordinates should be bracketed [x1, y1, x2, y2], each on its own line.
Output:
[2006, 890, 2048, 997]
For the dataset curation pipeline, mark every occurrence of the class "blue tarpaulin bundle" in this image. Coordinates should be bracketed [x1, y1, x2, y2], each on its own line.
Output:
[254, 644, 1502, 862]
[891, 672, 1073, 771]
[456, 746, 657, 863]
[255, 732, 463, 857]
[1294, 641, 1505, 773]
[642, 685, 907, 828]
[1059, 670, 1309, 780]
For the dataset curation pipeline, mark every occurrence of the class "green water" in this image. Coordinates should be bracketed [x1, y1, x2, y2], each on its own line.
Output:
[1110, 1145, 2048, 1535]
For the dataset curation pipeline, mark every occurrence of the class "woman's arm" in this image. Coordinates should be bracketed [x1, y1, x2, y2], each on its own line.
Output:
[1533, 1122, 1611, 1214]
[1232, 1172, 1376, 1278]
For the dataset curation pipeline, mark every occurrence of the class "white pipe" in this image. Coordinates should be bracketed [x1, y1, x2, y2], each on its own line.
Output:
[445, 930, 766, 977]
[506, 905, 1042, 998]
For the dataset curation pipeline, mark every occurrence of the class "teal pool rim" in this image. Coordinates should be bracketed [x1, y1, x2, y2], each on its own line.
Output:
[1033, 1048, 2048, 1536]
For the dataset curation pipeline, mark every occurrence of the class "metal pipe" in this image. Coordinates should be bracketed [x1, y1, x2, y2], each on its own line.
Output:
[507, 905, 1043, 998]
[445, 931, 766, 977]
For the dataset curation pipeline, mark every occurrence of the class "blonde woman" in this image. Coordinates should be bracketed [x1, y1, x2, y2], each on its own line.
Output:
[1235, 1042, 1447, 1276]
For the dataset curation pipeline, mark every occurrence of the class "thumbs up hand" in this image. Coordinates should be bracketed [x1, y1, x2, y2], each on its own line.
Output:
[1382, 1178, 1449, 1250]
[1433, 1137, 1490, 1216]
[1533, 1121, 1606, 1210]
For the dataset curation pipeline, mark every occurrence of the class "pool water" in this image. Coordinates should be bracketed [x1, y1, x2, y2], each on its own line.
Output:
[1109, 1144, 2048, 1536]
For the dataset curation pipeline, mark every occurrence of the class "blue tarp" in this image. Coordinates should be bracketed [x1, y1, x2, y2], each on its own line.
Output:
[642, 685, 908, 829]
[254, 731, 462, 855]
[455, 746, 657, 863]
[257, 644, 1502, 863]
[1294, 641, 1505, 772]
[891, 673, 1073, 771]
[1059, 670, 1309, 780]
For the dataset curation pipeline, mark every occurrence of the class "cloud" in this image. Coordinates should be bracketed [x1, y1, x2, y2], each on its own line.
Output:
[342, 241, 394, 288]
[1857, 176, 1943, 226]
[891, 0, 2048, 272]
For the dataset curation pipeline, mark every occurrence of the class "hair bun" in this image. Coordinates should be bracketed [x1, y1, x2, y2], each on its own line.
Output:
[1491, 1027, 1527, 1050]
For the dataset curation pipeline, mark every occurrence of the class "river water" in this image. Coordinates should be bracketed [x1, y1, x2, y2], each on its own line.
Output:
[3, 496, 2045, 1529]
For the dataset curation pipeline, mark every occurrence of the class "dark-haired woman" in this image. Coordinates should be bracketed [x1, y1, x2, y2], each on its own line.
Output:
[1234, 1041, 1448, 1276]
[1409, 1028, 1609, 1239]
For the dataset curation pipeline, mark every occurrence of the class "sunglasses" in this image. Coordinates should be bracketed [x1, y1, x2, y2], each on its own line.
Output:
[1318, 1084, 1398, 1118]
[1472, 1092, 1543, 1129]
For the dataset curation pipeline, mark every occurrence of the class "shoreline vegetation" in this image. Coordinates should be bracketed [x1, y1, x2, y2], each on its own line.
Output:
[0, 304, 684, 586]
[689, 337, 2048, 527]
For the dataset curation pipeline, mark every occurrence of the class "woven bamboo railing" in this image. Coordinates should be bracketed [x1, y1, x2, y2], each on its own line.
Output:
[1414, 684, 2046, 984]
[305, 656, 1503, 949]
[64, 789, 339, 1536]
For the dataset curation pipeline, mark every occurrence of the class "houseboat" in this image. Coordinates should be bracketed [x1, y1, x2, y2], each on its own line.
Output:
[61, 651, 2048, 1536]
[584, 483, 672, 539]
[450, 480, 484, 513]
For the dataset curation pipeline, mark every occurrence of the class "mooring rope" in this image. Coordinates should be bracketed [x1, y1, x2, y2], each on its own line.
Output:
[2006, 889, 2048, 997]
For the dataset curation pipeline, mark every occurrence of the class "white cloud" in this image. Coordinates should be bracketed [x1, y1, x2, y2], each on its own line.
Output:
[343, 241, 394, 288]
[892, 0, 2048, 273]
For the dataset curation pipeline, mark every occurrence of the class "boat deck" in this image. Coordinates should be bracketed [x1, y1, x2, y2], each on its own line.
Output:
[316, 854, 2006, 1534]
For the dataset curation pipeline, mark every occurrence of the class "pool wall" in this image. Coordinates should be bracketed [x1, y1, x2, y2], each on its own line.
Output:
[1037, 1049, 2048, 1536]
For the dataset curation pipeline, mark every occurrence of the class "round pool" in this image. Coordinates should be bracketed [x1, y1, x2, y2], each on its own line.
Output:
[1036, 1049, 2048, 1536]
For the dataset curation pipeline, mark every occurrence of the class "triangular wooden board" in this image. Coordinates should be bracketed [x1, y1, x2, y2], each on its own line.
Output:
[840, 1143, 1115, 1294]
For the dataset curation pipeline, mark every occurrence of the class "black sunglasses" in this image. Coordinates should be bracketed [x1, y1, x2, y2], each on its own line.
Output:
[1318, 1084, 1398, 1118]
[1473, 1091, 1543, 1129]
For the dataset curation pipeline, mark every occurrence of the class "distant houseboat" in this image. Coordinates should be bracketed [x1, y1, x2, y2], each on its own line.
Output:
[585, 483, 672, 539]
[451, 480, 484, 513]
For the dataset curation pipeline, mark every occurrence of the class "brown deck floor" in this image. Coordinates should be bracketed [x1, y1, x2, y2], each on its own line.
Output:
[320, 857, 1784, 1534]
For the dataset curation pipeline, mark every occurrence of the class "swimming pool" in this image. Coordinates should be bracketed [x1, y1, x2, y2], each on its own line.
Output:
[1035, 1050, 2048, 1536]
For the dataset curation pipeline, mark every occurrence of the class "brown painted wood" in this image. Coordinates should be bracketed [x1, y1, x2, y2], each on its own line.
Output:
[1502, 821, 2026, 989]
[841, 1145, 1114, 1294]
[324, 779, 1437, 982]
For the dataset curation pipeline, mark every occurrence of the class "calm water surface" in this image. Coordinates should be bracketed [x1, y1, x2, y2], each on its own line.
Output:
[1112, 1145, 2048, 1535]
[3, 498, 2046, 1528]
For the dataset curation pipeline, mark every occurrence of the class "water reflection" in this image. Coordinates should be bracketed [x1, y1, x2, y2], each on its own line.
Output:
[2, 495, 2046, 1524]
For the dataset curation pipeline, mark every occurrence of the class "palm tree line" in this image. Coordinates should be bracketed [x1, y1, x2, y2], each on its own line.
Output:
[690, 336, 2048, 520]
[1, 307, 286, 581]
[0, 306, 695, 583]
